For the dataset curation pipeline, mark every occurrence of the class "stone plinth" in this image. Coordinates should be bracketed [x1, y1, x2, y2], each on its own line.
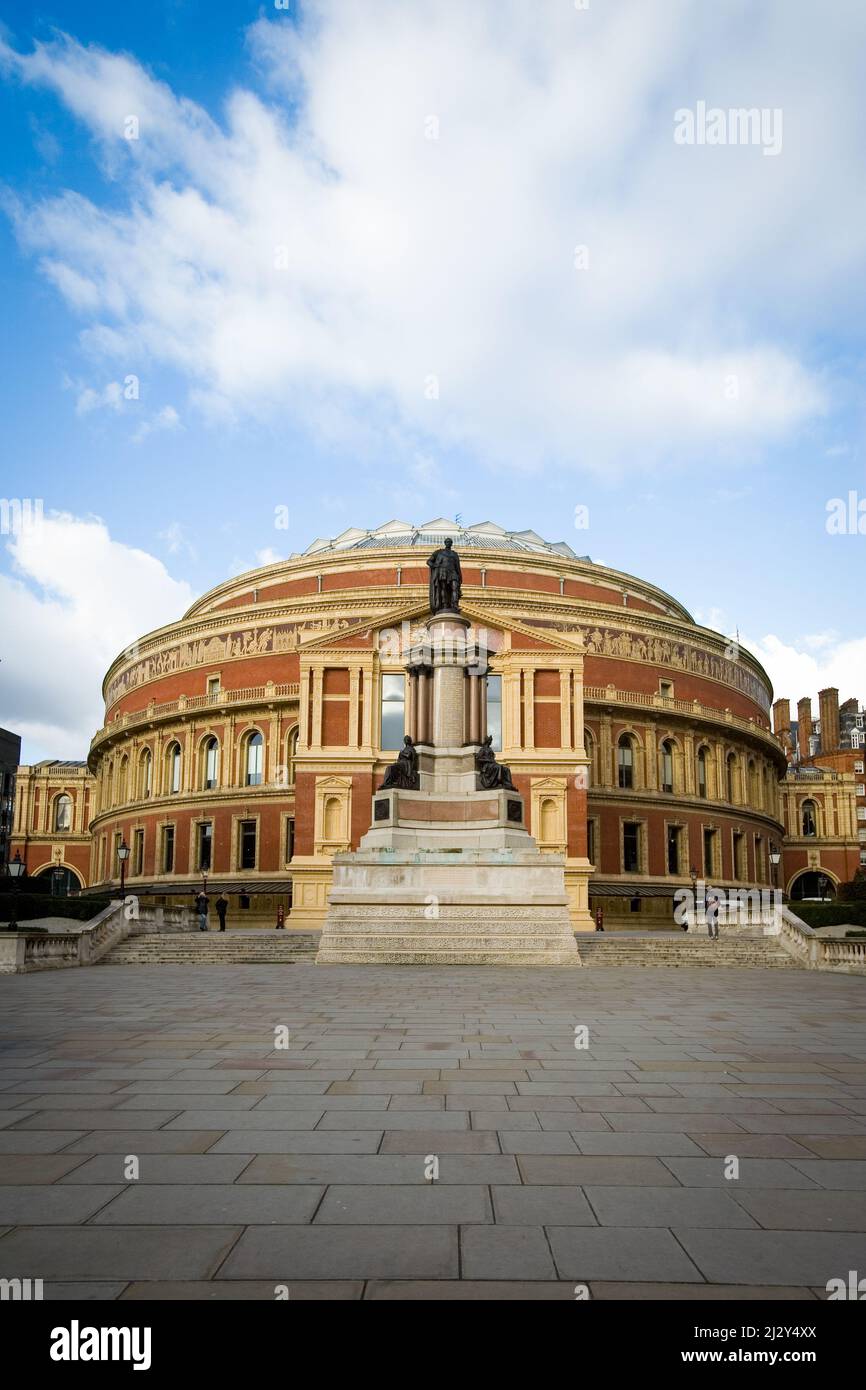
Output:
[317, 848, 579, 966]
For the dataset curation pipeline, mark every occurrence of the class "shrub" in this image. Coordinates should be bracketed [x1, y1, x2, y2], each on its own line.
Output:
[792, 901, 866, 930]
[0, 893, 112, 924]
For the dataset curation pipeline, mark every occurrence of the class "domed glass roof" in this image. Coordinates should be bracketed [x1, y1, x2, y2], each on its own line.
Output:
[298, 519, 588, 561]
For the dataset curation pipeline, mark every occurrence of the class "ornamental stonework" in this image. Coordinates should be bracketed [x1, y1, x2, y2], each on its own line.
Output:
[525, 619, 770, 712]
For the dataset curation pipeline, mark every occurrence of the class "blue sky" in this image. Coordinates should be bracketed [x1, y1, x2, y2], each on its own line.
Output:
[1, 0, 864, 760]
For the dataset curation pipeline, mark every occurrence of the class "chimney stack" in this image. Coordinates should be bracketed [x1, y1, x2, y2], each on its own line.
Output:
[773, 698, 791, 742]
[797, 697, 813, 761]
[818, 687, 840, 752]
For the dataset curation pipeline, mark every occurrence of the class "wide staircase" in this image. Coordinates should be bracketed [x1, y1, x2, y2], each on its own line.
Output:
[576, 931, 801, 968]
[100, 929, 321, 965]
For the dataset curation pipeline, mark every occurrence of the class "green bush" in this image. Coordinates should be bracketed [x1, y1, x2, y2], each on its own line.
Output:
[839, 869, 866, 902]
[0, 893, 112, 924]
[792, 901, 866, 930]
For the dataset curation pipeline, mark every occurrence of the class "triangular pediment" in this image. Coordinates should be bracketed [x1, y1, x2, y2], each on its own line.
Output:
[297, 596, 585, 656]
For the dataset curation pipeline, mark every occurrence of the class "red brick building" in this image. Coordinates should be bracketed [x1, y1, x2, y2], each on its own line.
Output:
[12, 520, 795, 929]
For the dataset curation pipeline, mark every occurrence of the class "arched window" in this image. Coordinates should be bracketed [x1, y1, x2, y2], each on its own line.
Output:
[118, 755, 129, 804]
[618, 734, 635, 789]
[697, 747, 708, 799]
[801, 799, 818, 837]
[245, 731, 263, 786]
[106, 760, 115, 807]
[748, 758, 759, 807]
[167, 742, 182, 795]
[286, 727, 299, 786]
[54, 794, 72, 832]
[726, 752, 737, 804]
[203, 737, 219, 790]
[660, 740, 674, 794]
[139, 749, 152, 800]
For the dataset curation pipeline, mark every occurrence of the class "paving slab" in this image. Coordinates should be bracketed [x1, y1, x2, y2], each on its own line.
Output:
[547, 1226, 703, 1282]
[90, 1184, 323, 1225]
[583, 1185, 759, 1228]
[0, 1226, 243, 1280]
[675, 1228, 866, 1286]
[219, 1225, 458, 1280]
[460, 1225, 557, 1279]
[314, 1184, 491, 1224]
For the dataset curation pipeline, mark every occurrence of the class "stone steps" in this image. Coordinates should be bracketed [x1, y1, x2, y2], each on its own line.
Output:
[575, 936, 800, 968]
[100, 932, 320, 965]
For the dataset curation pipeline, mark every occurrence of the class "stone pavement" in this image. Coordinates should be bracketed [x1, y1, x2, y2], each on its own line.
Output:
[0, 962, 865, 1300]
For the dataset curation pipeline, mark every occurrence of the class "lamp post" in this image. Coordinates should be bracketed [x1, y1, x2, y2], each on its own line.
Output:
[688, 865, 698, 933]
[117, 838, 130, 906]
[6, 850, 25, 931]
[770, 845, 781, 894]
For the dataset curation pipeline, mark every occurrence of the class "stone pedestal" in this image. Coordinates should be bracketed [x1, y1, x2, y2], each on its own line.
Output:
[316, 611, 579, 966]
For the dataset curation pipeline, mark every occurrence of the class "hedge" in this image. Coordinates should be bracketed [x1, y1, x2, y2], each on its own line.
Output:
[0, 893, 112, 924]
[792, 901, 866, 931]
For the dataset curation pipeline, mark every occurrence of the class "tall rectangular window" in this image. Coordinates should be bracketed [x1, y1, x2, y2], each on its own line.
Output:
[586, 818, 595, 867]
[286, 817, 295, 864]
[667, 825, 680, 874]
[197, 822, 212, 872]
[133, 828, 144, 876]
[113, 831, 121, 875]
[623, 822, 640, 873]
[486, 674, 502, 751]
[703, 827, 716, 877]
[380, 673, 405, 751]
[733, 832, 745, 880]
[162, 825, 175, 873]
[239, 820, 257, 870]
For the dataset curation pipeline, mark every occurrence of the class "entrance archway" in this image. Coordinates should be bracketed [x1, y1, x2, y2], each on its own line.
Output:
[789, 871, 837, 902]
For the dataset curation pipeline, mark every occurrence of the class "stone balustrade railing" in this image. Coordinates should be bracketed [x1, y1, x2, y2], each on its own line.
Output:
[0, 901, 197, 974]
[769, 903, 866, 973]
[583, 684, 775, 745]
[90, 682, 301, 750]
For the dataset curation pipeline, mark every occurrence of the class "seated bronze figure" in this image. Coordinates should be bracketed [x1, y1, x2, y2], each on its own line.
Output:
[379, 735, 420, 790]
[475, 735, 515, 791]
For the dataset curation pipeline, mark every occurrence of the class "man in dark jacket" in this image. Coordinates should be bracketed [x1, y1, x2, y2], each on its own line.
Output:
[215, 893, 228, 932]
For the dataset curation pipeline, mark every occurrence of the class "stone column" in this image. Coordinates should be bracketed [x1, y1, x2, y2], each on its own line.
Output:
[361, 669, 373, 749]
[311, 668, 324, 749]
[405, 669, 416, 744]
[560, 669, 572, 749]
[430, 617, 469, 747]
[468, 674, 480, 744]
[349, 668, 361, 748]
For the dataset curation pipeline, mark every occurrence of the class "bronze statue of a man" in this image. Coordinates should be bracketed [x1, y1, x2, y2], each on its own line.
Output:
[427, 537, 462, 614]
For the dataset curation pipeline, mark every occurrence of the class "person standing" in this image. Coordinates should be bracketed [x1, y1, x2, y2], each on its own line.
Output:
[215, 893, 228, 932]
[705, 887, 720, 939]
[595, 907, 604, 932]
[195, 890, 209, 932]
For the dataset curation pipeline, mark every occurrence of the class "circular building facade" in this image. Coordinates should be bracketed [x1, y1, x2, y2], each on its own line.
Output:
[87, 519, 786, 930]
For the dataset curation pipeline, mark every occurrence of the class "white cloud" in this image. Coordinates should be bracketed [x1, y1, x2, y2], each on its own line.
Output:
[0, 513, 194, 761]
[746, 631, 866, 709]
[131, 403, 180, 444]
[5, 3, 863, 472]
[75, 379, 124, 415]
